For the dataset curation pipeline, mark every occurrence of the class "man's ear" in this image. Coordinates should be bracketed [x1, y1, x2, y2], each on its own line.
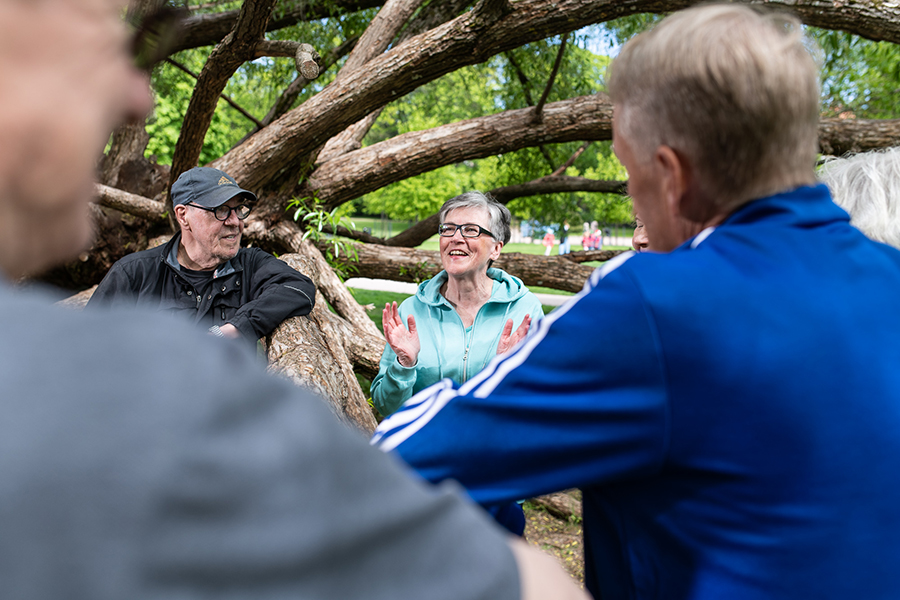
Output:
[654, 145, 690, 220]
[173, 205, 190, 229]
[654, 146, 714, 224]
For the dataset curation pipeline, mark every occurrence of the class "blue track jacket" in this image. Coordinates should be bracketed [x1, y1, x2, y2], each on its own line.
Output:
[373, 185, 900, 600]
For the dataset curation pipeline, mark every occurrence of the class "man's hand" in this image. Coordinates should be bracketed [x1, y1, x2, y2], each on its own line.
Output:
[497, 315, 532, 356]
[383, 301, 420, 368]
[509, 538, 590, 600]
[218, 324, 241, 339]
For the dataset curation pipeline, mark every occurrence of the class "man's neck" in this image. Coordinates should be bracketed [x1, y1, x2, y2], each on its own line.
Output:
[177, 241, 221, 271]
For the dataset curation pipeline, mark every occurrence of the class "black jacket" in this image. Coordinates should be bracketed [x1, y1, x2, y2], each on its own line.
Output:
[88, 233, 315, 340]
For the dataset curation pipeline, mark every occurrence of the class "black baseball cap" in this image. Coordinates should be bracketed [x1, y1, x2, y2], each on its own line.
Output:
[171, 167, 257, 208]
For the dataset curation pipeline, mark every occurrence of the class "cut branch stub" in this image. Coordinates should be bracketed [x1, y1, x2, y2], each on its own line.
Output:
[295, 43, 320, 79]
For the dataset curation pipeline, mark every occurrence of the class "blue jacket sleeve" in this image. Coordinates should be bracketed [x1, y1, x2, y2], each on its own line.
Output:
[372, 260, 670, 505]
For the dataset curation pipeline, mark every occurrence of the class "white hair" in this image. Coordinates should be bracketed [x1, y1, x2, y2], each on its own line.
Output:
[818, 147, 900, 249]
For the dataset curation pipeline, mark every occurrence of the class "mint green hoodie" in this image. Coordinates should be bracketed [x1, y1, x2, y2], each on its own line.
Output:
[371, 268, 543, 416]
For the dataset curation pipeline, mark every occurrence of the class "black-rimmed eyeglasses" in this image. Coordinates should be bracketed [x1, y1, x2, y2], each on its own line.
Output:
[438, 223, 495, 239]
[187, 203, 252, 221]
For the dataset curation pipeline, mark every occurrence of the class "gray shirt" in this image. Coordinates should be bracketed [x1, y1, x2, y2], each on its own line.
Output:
[0, 282, 519, 599]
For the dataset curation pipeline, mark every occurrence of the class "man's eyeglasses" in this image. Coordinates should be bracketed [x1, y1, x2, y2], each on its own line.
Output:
[187, 203, 252, 221]
[129, 4, 188, 72]
[438, 223, 495, 239]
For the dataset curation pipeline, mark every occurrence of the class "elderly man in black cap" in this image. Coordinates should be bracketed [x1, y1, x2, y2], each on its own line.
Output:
[89, 166, 315, 343]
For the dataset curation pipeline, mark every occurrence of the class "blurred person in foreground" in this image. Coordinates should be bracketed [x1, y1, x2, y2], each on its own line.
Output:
[818, 146, 900, 248]
[372, 192, 543, 418]
[88, 166, 316, 347]
[374, 5, 900, 599]
[0, 1, 588, 599]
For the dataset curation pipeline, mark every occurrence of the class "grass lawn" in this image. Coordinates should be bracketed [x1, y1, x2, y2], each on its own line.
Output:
[349, 288, 560, 322]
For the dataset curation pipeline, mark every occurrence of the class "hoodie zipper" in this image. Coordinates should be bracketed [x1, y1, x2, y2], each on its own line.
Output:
[462, 321, 476, 382]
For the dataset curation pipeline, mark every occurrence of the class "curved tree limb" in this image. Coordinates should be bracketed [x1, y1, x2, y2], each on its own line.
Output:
[168, 0, 277, 200]
[173, 0, 383, 53]
[308, 94, 615, 210]
[94, 184, 167, 222]
[323, 241, 596, 292]
[818, 118, 900, 156]
[248, 220, 385, 340]
[317, 0, 429, 163]
[211, 0, 900, 194]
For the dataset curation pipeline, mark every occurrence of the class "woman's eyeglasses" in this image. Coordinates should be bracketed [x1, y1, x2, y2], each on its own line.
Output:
[438, 223, 495, 239]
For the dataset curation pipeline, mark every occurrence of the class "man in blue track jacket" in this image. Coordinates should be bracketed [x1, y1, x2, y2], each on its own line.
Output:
[374, 5, 900, 600]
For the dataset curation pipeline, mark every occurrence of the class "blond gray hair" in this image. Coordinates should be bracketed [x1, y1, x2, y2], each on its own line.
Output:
[608, 4, 821, 212]
[818, 148, 900, 249]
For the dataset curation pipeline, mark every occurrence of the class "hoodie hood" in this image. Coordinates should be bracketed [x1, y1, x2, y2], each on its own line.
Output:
[415, 268, 531, 307]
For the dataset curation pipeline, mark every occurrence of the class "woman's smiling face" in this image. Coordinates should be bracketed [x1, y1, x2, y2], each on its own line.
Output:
[439, 206, 503, 279]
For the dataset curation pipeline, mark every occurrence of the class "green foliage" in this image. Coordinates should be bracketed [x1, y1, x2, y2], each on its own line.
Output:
[288, 199, 360, 280]
[811, 28, 900, 119]
[146, 52, 253, 164]
[398, 261, 434, 284]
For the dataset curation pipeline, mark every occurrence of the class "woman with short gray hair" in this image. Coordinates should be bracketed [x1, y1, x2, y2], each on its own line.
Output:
[371, 191, 543, 418]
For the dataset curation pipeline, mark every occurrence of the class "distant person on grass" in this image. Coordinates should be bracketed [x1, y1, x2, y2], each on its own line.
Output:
[372, 191, 543, 418]
[0, 1, 587, 599]
[374, 5, 900, 599]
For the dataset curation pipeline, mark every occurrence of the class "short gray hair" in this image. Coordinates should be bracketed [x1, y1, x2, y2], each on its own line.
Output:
[439, 191, 511, 245]
[608, 4, 821, 212]
[818, 148, 900, 249]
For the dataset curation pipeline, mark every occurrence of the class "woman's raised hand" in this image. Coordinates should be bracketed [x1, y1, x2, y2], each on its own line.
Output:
[383, 301, 420, 367]
[497, 314, 532, 356]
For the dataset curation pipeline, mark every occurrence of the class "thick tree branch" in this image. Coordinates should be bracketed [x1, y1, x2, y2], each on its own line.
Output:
[168, 0, 277, 203]
[93, 184, 167, 222]
[490, 176, 627, 203]
[308, 94, 615, 210]
[211, 0, 900, 194]
[317, 0, 428, 162]
[818, 118, 900, 156]
[173, 0, 383, 53]
[248, 220, 384, 340]
[325, 242, 596, 292]
[315, 0, 474, 164]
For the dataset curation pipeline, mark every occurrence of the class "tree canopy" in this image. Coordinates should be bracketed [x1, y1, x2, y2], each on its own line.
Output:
[53, 0, 900, 430]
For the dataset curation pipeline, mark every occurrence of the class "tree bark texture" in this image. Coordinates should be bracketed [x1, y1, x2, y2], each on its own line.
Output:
[169, 0, 277, 194]
[310, 94, 615, 210]
[267, 253, 379, 434]
[173, 0, 384, 53]
[323, 241, 597, 293]
[211, 0, 900, 194]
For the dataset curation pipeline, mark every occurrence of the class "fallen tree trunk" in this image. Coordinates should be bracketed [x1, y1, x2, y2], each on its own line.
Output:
[324, 241, 598, 293]
[268, 252, 378, 435]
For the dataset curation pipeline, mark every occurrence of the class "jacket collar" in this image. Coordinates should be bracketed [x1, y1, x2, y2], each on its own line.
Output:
[681, 184, 849, 251]
[162, 231, 240, 279]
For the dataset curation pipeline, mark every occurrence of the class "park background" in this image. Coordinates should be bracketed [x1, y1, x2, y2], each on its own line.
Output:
[71, 0, 900, 585]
